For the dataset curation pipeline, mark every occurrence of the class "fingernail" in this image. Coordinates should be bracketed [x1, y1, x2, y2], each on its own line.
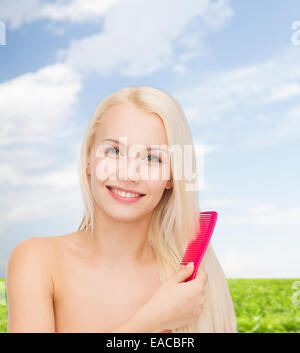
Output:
[187, 262, 194, 268]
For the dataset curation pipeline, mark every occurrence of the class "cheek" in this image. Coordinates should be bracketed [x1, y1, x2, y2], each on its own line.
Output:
[94, 157, 118, 182]
[147, 180, 168, 198]
[89, 158, 110, 197]
[144, 180, 170, 211]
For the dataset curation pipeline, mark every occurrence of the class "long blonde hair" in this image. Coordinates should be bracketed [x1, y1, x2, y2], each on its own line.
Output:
[77, 85, 237, 332]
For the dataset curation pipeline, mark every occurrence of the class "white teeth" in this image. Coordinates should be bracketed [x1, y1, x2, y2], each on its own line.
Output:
[110, 187, 142, 198]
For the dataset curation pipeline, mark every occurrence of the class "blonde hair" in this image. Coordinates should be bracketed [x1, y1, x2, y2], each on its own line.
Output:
[77, 85, 237, 333]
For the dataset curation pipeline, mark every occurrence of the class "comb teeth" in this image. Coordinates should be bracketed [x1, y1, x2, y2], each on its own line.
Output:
[180, 211, 218, 282]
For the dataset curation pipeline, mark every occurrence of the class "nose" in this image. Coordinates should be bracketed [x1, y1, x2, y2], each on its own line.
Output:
[118, 156, 141, 182]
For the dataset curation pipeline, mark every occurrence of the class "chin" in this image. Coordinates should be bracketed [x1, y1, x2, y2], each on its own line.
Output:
[105, 208, 146, 222]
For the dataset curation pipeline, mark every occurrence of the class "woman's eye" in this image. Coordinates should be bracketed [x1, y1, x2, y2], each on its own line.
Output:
[104, 147, 161, 163]
[147, 155, 161, 163]
[105, 146, 119, 155]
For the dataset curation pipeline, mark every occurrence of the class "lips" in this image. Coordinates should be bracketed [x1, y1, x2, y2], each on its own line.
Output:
[106, 185, 146, 196]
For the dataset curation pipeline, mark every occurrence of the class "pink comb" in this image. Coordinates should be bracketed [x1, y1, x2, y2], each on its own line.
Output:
[180, 211, 218, 282]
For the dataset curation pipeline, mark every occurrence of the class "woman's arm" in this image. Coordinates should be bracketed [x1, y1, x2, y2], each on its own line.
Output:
[105, 299, 170, 333]
[105, 313, 163, 333]
[6, 238, 55, 333]
[105, 312, 162, 333]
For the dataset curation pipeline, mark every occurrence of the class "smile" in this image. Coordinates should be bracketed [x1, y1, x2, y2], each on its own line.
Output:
[106, 185, 145, 203]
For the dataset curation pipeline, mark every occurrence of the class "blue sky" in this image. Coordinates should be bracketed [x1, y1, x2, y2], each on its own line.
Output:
[0, 0, 300, 278]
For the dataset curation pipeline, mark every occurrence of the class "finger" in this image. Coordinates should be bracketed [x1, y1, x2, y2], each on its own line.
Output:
[173, 262, 195, 283]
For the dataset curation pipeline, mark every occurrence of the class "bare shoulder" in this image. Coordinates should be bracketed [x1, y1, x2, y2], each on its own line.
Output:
[10, 235, 54, 253]
[5, 234, 77, 333]
[7, 232, 78, 281]
[9, 232, 78, 256]
[9, 235, 59, 264]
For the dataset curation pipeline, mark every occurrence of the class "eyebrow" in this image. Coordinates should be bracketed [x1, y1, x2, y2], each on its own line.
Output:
[100, 138, 168, 152]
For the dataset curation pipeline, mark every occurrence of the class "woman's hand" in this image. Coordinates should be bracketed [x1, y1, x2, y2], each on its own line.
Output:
[132, 262, 208, 332]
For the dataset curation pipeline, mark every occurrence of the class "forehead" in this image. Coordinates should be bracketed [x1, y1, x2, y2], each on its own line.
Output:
[94, 103, 168, 146]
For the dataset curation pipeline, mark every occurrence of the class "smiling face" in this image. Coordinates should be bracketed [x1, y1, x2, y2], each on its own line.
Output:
[86, 103, 173, 222]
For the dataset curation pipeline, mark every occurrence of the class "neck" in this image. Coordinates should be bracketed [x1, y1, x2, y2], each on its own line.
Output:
[81, 205, 156, 268]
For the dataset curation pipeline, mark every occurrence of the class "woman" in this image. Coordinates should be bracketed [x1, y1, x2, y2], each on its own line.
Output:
[6, 86, 237, 333]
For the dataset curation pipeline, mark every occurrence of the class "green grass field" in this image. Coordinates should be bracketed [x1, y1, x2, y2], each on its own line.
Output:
[228, 278, 300, 333]
[0, 279, 8, 334]
[1, 278, 299, 333]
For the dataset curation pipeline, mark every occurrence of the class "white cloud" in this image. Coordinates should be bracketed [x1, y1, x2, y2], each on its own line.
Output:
[0, 182, 83, 235]
[177, 56, 300, 122]
[0, 0, 41, 29]
[0, 0, 119, 29]
[0, 61, 83, 240]
[221, 205, 300, 226]
[175, 47, 300, 147]
[1, 0, 233, 78]
[0, 160, 79, 189]
[193, 136, 217, 154]
[173, 64, 186, 75]
[203, 200, 300, 277]
[39, 0, 120, 23]
[266, 82, 300, 103]
[0, 63, 81, 144]
[203, 198, 251, 209]
[0, 149, 82, 238]
[247, 204, 276, 215]
[0, 157, 83, 245]
[275, 105, 300, 139]
[58, 0, 233, 77]
[218, 248, 300, 278]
